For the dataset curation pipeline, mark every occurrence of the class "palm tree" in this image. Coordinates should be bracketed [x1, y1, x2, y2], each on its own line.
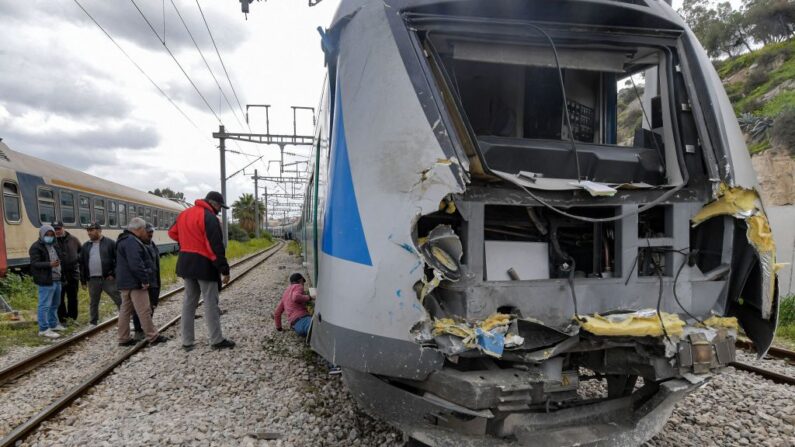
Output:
[232, 193, 265, 234]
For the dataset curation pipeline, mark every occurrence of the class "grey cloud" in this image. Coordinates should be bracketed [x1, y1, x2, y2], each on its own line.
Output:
[0, 124, 160, 170]
[1, 0, 250, 55]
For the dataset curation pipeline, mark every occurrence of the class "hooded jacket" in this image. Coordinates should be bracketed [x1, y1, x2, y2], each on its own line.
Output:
[115, 230, 154, 290]
[79, 236, 117, 284]
[168, 199, 229, 282]
[56, 231, 81, 281]
[29, 225, 65, 286]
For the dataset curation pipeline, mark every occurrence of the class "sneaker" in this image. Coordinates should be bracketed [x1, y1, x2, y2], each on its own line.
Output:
[39, 330, 61, 339]
[149, 335, 169, 346]
[133, 331, 145, 341]
[182, 344, 195, 352]
[211, 339, 236, 350]
[52, 324, 67, 332]
[328, 366, 342, 375]
[89, 322, 98, 327]
[118, 339, 136, 347]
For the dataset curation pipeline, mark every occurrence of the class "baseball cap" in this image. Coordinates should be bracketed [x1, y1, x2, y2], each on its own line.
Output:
[53, 221, 64, 229]
[87, 222, 101, 230]
[204, 191, 229, 209]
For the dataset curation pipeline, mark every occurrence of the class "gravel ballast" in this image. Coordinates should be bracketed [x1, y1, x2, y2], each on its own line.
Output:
[4, 247, 795, 446]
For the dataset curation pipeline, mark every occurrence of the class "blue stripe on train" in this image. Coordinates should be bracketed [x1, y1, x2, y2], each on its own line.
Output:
[321, 83, 372, 267]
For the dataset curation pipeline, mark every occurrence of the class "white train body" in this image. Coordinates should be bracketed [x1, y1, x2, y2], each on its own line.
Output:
[293, 1, 779, 445]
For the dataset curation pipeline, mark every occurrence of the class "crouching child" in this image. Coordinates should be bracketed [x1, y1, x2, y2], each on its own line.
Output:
[273, 273, 312, 337]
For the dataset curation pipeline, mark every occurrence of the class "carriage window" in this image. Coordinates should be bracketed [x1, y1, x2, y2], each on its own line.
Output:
[144, 207, 151, 223]
[155, 209, 162, 228]
[129, 205, 136, 221]
[3, 181, 21, 223]
[94, 198, 106, 226]
[79, 195, 91, 226]
[109, 201, 117, 227]
[119, 203, 127, 228]
[38, 188, 56, 224]
[138, 206, 145, 218]
[59, 191, 76, 225]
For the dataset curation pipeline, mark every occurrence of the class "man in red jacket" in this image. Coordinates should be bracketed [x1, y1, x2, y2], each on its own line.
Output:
[168, 191, 235, 351]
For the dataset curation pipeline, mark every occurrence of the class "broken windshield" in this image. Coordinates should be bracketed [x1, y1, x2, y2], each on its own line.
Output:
[424, 33, 683, 187]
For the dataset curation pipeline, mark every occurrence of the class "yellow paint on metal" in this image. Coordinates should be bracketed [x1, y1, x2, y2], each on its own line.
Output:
[691, 184, 758, 226]
[578, 311, 686, 337]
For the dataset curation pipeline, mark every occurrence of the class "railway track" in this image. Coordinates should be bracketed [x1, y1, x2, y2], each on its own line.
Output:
[731, 339, 795, 386]
[0, 241, 284, 447]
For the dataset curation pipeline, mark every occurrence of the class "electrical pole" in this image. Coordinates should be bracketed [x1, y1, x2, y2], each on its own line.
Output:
[218, 124, 229, 247]
[264, 187, 268, 233]
[253, 169, 260, 239]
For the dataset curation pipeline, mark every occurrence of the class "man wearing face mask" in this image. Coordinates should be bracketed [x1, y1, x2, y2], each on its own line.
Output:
[29, 225, 66, 338]
[168, 191, 233, 351]
[54, 222, 81, 323]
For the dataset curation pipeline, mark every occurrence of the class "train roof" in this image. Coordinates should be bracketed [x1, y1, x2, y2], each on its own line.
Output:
[331, 0, 685, 32]
[0, 141, 185, 211]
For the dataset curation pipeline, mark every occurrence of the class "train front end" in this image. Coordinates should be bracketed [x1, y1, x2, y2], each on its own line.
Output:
[310, 1, 780, 445]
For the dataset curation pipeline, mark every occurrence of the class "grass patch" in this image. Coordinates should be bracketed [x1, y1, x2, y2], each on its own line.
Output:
[0, 237, 274, 356]
[286, 240, 301, 257]
[776, 294, 795, 345]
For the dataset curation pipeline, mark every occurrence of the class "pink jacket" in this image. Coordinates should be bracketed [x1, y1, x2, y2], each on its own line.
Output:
[274, 283, 311, 330]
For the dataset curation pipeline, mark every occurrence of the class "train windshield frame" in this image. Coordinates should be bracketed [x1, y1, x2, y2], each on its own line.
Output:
[410, 16, 690, 188]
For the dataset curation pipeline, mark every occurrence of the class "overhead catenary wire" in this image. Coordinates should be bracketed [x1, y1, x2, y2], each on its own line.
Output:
[129, 0, 222, 123]
[170, 0, 247, 130]
[72, 0, 201, 132]
[195, 0, 251, 132]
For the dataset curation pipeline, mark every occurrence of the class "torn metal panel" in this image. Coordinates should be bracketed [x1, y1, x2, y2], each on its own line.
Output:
[691, 184, 779, 319]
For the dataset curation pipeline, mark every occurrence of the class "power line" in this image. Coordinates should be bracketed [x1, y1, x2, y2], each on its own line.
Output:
[129, 0, 222, 123]
[169, 0, 246, 130]
[195, 0, 250, 132]
[73, 0, 201, 131]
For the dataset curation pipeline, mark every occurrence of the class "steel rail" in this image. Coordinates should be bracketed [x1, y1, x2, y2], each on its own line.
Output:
[0, 244, 279, 387]
[734, 339, 795, 363]
[0, 241, 284, 447]
[729, 361, 795, 386]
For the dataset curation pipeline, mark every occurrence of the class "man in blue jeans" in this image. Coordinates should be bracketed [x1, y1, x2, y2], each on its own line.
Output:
[29, 225, 67, 339]
[274, 273, 313, 336]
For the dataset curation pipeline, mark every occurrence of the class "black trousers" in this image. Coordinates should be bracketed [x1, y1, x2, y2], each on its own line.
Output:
[132, 287, 160, 332]
[57, 278, 79, 321]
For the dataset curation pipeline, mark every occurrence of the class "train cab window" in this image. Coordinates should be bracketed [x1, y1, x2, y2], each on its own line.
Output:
[3, 181, 21, 223]
[109, 201, 117, 227]
[37, 188, 56, 225]
[79, 195, 91, 226]
[119, 203, 127, 228]
[59, 191, 76, 225]
[94, 198, 106, 226]
[144, 207, 151, 223]
[425, 36, 676, 186]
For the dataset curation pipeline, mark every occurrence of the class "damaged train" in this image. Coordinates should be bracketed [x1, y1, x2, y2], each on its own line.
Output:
[293, 0, 782, 445]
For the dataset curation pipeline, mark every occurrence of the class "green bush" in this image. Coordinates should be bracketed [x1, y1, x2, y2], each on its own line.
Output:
[780, 295, 795, 326]
[227, 223, 249, 242]
[770, 108, 795, 155]
[744, 69, 769, 94]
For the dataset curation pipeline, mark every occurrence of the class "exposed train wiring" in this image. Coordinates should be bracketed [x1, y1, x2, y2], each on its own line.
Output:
[129, 0, 222, 123]
[170, 0, 247, 131]
[196, 0, 251, 133]
[72, 0, 201, 132]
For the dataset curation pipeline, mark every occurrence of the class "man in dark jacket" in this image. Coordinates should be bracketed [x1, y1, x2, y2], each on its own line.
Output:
[116, 217, 167, 346]
[54, 222, 81, 322]
[168, 191, 234, 351]
[132, 223, 161, 340]
[80, 222, 122, 326]
[29, 225, 66, 339]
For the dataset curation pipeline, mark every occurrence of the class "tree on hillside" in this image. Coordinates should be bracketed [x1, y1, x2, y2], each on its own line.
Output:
[149, 187, 185, 200]
[232, 193, 265, 234]
[681, 0, 753, 57]
[744, 0, 795, 44]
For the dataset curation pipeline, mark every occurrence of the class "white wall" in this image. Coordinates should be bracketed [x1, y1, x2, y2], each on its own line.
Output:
[768, 205, 795, 296]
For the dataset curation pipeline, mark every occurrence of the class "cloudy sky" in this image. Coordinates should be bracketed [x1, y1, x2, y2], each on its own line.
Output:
[0, 0, 737, 213]
[0, 0, 339, 213]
